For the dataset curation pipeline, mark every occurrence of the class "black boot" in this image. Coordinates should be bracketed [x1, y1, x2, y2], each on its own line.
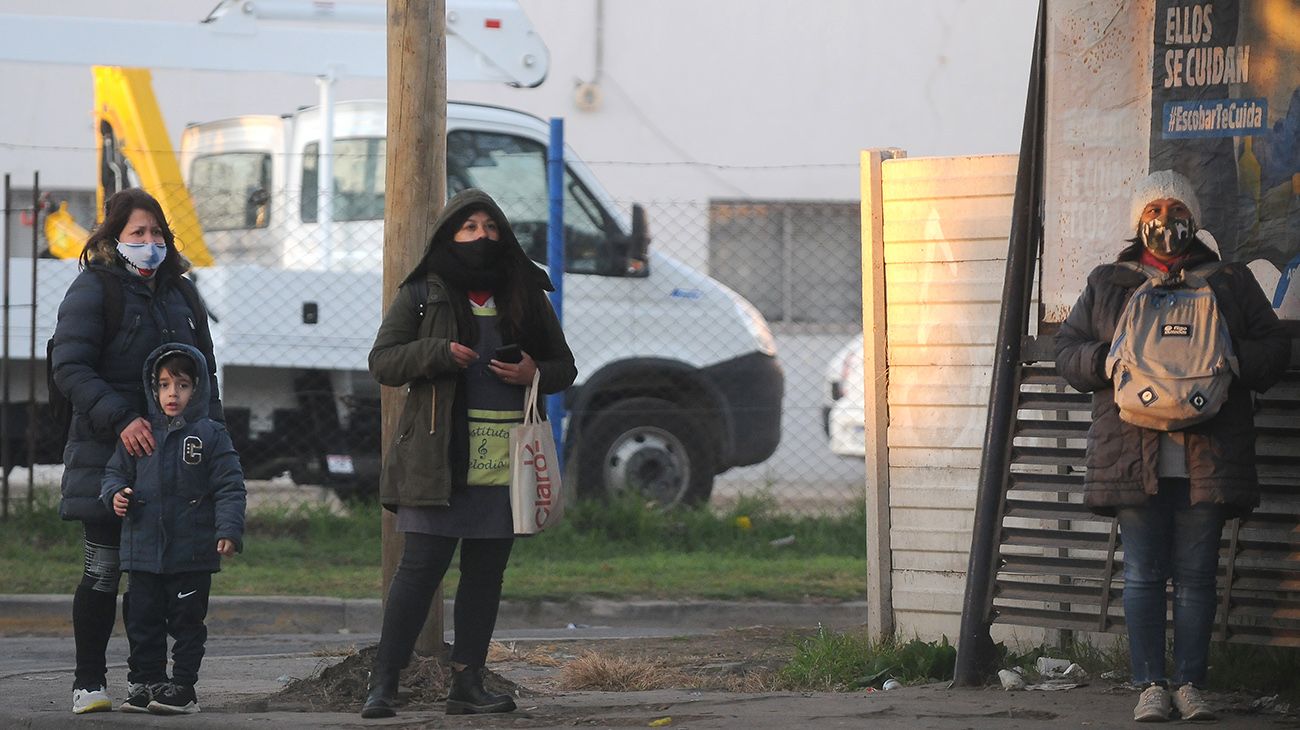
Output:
[360, 666, 400, 719]
[446, 667, 516, 715]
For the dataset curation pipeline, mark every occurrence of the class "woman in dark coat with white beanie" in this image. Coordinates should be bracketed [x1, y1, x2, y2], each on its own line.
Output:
[1055, 170, 1289, 722]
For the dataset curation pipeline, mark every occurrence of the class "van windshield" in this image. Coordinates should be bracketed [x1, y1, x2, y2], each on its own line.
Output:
[296, 131, 615, 274]
[191, 152, 271, 230]
[449, 130, 609, 273]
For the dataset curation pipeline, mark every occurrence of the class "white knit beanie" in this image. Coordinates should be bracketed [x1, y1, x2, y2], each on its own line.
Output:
[1129, 169, 1202, 226]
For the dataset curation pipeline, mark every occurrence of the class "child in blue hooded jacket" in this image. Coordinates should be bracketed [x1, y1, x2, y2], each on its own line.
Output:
[101, 343, 245, 715]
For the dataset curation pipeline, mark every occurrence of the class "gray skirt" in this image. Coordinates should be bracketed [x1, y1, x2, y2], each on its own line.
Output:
[395, 484, 514, 539]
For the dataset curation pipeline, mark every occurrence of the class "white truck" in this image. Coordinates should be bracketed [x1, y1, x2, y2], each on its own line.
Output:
[0, 2, 783, 505]
[169, 100, 784, 504]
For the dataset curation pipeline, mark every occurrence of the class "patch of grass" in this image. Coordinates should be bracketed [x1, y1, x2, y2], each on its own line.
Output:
[560, 653, 691, 691]
[0, 492, 866, 601]
[499, 553, 863, 601]
[1207, 642, 1300, 703]
[777, 627, 956, 691]
[539, 491, 867, 558]
[0, 492, 89, 592]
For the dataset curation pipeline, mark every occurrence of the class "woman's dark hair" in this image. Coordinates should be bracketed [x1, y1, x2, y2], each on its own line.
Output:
[1116, 238, 1145, 262]
[493, 248, 547, 354]
[81, 188, 187, 280]
[155, 352, 198, 385]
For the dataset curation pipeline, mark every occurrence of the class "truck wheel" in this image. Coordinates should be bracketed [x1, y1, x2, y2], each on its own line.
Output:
[577, 397, 715, 507]
[331, 478, 373, 502]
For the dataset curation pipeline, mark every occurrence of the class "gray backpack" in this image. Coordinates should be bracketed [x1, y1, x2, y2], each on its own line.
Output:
[1104, 262, 1237, 431]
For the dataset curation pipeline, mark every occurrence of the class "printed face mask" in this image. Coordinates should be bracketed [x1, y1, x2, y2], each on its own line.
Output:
[116, 241, 167, 278]
[1139, 217, 1196, 257]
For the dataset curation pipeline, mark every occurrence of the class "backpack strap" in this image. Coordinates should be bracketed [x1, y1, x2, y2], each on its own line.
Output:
[91, 268, 125, 346]
[1177, 261, 1225, 289]
[46, 268, 124, 432]
[1118, 260, 1223, 288]
[172, 275, 217, 375]
[407, 275, 431, 319]
[1117, 261, 1162, 280]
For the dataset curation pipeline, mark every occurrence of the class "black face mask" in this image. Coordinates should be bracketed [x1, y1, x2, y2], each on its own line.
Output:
[448, 237, 505, 269]
[429, 237, 508, 290]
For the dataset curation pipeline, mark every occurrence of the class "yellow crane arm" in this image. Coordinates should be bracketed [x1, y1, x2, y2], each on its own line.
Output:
[92, 66, 213, 266]
[43, 201, 90, 260]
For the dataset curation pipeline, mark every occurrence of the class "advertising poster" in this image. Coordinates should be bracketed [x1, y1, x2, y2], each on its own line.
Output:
[1043, 0, 1300, 321]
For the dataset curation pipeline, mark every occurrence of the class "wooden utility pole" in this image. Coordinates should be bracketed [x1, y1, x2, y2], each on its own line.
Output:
[382, 0, 447, 657]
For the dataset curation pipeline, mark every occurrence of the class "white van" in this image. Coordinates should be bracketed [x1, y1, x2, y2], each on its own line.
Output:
[175, 100, 784, 505]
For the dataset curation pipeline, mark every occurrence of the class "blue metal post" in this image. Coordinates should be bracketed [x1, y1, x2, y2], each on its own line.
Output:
[546, 118, 566, 464]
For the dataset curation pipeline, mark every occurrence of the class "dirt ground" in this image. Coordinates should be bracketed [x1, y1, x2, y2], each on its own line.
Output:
[271, 626, 814, 713]
[263, 626, 1300, 728]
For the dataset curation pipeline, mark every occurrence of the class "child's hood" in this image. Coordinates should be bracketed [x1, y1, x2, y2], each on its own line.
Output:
[142, 343, 210, 422]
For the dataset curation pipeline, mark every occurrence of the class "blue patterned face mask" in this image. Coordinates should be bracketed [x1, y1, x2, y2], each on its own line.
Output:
[115, 241, 167, 278]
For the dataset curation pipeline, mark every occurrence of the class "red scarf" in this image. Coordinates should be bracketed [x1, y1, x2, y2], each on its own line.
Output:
[467, 290, 492, 307]
[1139, 249, 1186, 273]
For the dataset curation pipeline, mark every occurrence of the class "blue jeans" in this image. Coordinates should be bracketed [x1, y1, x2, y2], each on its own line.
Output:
[1117, 478, 1224, 686]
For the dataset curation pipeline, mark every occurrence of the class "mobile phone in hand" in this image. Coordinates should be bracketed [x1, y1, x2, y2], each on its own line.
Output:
[493, 344, 523, 364]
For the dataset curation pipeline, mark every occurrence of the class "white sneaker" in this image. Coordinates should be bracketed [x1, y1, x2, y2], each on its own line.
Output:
[72, 686, 112, 714]
[1133, 683, 1171, 722]
[1171, 683, 1216, 721]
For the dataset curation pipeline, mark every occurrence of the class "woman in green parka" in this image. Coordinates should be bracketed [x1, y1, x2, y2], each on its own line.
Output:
[361, 189, 576, 719]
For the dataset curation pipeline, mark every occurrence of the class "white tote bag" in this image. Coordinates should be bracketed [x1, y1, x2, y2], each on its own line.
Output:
[510, 370, 564, 535]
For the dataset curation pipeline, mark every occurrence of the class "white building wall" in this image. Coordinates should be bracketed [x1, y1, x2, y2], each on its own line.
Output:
[0, 0, 1038, 269]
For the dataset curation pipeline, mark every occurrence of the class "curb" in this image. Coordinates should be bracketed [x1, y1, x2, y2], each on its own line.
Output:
[0, 594, 867, 637]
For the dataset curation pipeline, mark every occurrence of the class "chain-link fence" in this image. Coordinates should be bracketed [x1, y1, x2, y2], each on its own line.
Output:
[2, 169, 867, 517]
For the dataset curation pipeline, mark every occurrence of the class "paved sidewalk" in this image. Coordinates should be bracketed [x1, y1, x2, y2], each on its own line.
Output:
[0, 596, 1289, 728]
[2, 651, 1286, 730]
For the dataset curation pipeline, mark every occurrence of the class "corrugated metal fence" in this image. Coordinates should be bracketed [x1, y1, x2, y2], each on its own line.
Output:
[989, 335, 1300, 646]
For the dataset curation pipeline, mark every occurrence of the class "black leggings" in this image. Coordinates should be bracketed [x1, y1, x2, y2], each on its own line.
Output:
[374, 533, 514, 671]
[74, 521, 123, 689]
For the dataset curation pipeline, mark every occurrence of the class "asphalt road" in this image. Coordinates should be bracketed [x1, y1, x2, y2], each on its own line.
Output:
[0, 634, 364, 679]
[0, 627, 715, 680]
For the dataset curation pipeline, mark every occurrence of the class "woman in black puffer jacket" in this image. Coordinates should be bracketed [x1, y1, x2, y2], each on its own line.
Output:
[50, 188, 221, 715]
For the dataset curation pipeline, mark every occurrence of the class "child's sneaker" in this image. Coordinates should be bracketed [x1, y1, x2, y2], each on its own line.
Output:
[121, 682, 159, 714]
[71, 686, 112, 714]
[147, 682, 200, 715]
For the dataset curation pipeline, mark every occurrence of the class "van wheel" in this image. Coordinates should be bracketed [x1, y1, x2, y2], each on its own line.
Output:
[577, 397, 715, 507]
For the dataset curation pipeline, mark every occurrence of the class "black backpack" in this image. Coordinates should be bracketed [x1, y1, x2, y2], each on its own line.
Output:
[46, 270, 214, 445]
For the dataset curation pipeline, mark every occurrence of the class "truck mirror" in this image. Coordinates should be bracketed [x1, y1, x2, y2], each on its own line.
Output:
[246, 187, 270, 228]
[627, 203, 650, 276]
[248, 188, 270, 206]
